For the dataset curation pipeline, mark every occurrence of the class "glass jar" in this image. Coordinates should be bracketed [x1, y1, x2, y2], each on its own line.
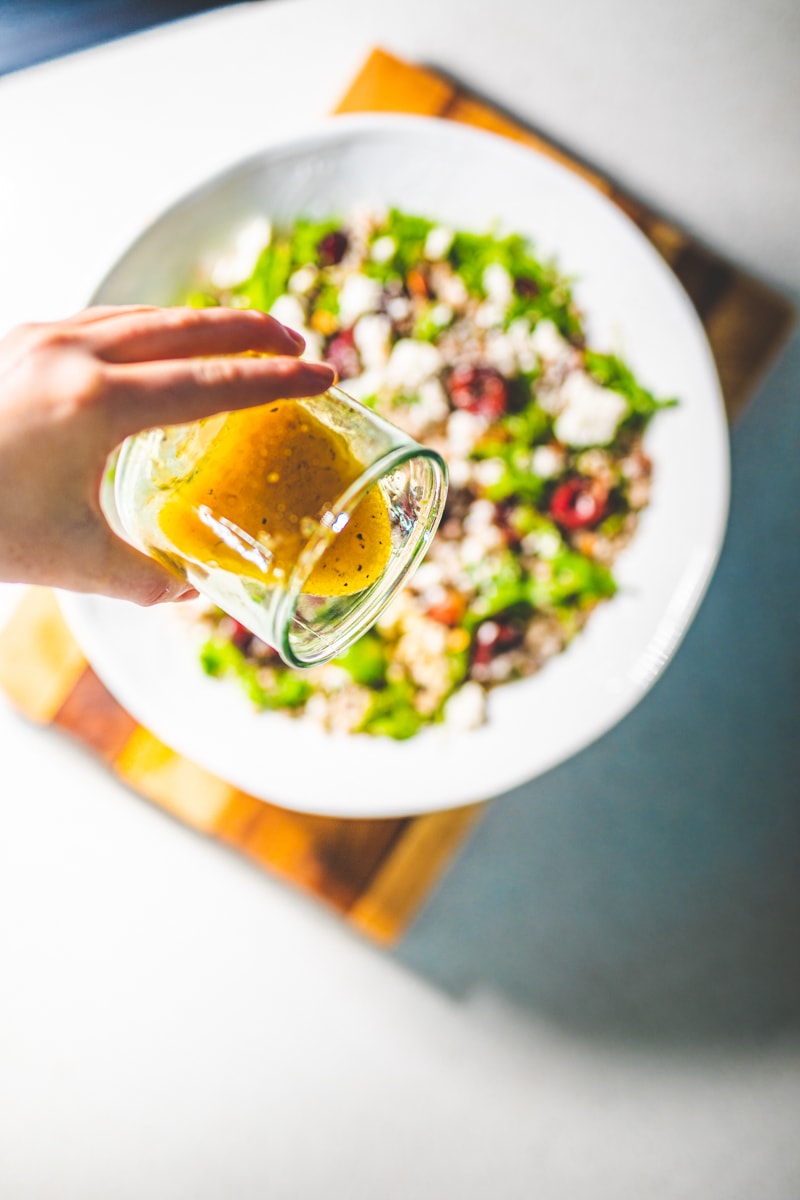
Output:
[100, 386, 447, 669]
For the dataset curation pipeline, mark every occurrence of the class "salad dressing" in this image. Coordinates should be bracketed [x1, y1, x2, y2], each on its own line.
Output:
[157, 400, 391, 596]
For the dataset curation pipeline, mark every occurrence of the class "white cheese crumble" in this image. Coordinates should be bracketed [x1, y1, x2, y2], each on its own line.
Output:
[385, 339, 444, 391]
[433, 268, 468, 308]
[347, 205, 382, 254]
[462, 506, 505, 552]
[208, 217, 271, 289]
[416, 377, 450, 423]
[337, 274, 383, 326]
[530, 318, 572, 366]
[353, 313, 392, 368]
[370, 235, 396, 264]
[464, 498, 498, 530]
[388, 376, 450, 439]
[475, 300, 506, 329]
[447, 457, 472, 488]
[446, 409, 488, 457]
[288, 265, 317, 295]
[482, 262, 514, 306]
[344, 368, 387, 403]
[459, 536, 486, 566]
[302, 330, 323, 362]
[424, 226, 454, 260]
[553, 372, 629, 447]
[483, 330, 517, 376]
[269, 293, 306, 331]
[473, 457, 505, 488]
[484, 318, 537, 375]
[536, 386, 565, 416]
[386, 295, 412, 322]
[268, 293, 321, 362]
[410, 561, 444, 591]
[444, 681, 487, 731]
[507, 317, 538, 372]
[430, 303, 453, 328]
[530, 444, 565, 478]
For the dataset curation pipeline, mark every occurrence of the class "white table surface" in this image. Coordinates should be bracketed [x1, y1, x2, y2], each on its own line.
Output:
[1, 2, 799, 1197]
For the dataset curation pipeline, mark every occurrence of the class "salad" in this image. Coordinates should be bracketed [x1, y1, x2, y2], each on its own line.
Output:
[185, 207, 675, 739]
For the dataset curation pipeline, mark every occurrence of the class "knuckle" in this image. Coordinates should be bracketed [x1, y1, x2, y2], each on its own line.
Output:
[163, 306, 219, 333]
[0, 321, 43, 358]
[10, 321, 70, 360]
[193, 356, 241, 387]
[34, 327, 79, 355]
[38, 351, 110, 414]
[162, 306, 196, 330]
[14, 320, 46, 345]
[127, 307, 195, 339]
[70, 357, 110, 406]
[133, 577, 174, 607]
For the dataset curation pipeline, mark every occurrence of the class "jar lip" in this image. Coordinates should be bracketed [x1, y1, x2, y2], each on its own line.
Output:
[275, 443, 448, 669]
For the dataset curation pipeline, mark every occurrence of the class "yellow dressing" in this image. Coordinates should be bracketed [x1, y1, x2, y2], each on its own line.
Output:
[157, 401, 392, 597]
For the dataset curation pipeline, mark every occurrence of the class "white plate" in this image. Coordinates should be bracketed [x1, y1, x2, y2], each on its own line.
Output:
[59, 114, 729, 818]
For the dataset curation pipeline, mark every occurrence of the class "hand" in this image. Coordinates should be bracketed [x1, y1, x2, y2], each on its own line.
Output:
[0, 305, 335, 604]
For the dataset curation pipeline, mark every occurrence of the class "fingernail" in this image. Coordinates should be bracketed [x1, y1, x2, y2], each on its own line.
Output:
[300, 360, 336, 385]
[284, 325, 306, 350]
[174, 585, 200, 603]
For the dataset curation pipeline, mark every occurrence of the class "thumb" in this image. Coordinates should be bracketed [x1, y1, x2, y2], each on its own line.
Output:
[97, 531, 198, 606]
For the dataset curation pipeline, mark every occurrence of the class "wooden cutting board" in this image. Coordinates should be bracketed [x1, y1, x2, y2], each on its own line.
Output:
[0, 48, 793, 945]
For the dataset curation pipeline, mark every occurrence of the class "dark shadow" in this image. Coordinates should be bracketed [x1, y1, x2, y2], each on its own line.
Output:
[396, 314, 800, 1047]
[0, 0, 248, 76]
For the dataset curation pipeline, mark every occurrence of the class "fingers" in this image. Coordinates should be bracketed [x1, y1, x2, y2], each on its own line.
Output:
[64, 305, 162, 327]
[104, 354, 336, 442]
[0, 310, 157, 373]
[87, 306, 306, 363]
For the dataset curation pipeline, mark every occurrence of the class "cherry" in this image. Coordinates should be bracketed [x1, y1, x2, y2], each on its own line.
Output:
[472, 620, 522, 665]
[325, 328, 361, 380]
[229, 620, 253, 652]
[446, 364, 509, 419]
[317, 230, 348, 266]
[549, 477, 609, 530]
[514, 276, 540, 298]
